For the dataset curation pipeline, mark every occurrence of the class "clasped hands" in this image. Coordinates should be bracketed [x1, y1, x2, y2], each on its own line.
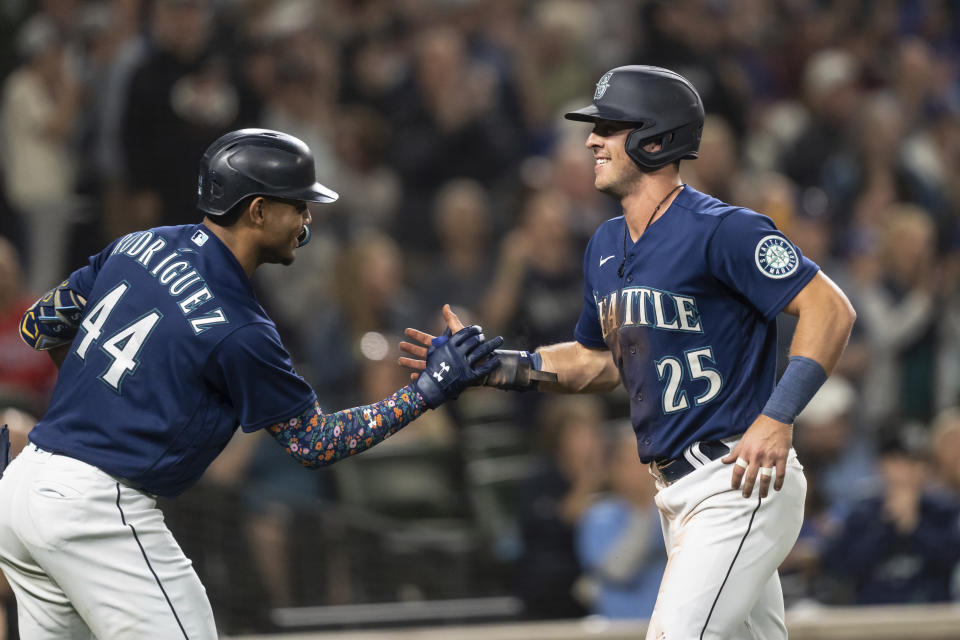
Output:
[408, 305, 503, 408]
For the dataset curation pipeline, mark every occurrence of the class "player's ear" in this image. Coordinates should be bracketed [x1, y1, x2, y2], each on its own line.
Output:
[247, 197, 266, 228]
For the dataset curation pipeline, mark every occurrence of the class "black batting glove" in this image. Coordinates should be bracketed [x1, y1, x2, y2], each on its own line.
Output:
[482, 349, 558, 391]
[414, 325, 504, 409]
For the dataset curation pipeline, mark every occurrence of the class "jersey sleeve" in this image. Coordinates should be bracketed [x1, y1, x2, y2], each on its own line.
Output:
[207, 322, 317, 432]
[66, 237, 123, 299]
[574, 233, 606, 348]
[706, 209, 819, 321]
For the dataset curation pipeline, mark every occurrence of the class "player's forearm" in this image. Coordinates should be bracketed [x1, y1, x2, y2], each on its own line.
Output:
[538, 341, 620, 393]
[267, 385, 427, 468]
[788, 289, 856, 376]
[783, 272, 856, 374]
[760, 273, 856, 426]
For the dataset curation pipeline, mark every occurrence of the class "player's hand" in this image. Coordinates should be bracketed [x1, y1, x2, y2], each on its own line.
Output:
[399, 304, 465, 381]
[20, 280, 87, 351]
[721, 415, 793, 499]
[412, 324, 503, 409]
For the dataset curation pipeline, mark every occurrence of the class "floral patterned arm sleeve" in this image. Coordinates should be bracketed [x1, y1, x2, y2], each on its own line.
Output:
[266, 384, 428, 468]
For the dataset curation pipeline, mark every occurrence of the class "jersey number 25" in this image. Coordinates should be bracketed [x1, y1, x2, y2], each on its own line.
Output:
[655, 347, 723, 414]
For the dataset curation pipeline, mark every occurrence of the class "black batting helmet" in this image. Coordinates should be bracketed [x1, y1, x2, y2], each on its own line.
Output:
[565, 65, 704, 170]
[197, 128, 339, 216]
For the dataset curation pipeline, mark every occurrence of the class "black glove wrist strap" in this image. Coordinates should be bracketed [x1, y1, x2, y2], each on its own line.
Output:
[483, 350, 557, 392]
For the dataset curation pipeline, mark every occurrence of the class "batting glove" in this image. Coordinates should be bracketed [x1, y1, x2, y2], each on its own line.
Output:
[414, 325, 504, 409]
[20, 280, 87, 351]
[482, 349, 558, 391]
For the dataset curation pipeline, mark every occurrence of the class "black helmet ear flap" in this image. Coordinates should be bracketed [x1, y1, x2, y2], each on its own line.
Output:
[625, 120, 704, 171]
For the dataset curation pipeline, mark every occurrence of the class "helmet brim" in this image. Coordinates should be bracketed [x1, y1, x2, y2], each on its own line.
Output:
[564, 104, 603, 122]
[287, 181, 339, 204]
[564, 103, 644, 125]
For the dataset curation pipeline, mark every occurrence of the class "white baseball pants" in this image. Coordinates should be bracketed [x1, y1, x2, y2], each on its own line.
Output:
[646, 446, 806, 640]
[0, 445, 218, 639]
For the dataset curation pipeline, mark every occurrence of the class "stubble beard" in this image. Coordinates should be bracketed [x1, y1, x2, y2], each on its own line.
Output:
[596, 165, 644, 200]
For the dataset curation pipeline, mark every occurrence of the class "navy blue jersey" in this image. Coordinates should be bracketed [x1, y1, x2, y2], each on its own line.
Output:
[30, 224, 316, 496]
[574, 187, 818, 462]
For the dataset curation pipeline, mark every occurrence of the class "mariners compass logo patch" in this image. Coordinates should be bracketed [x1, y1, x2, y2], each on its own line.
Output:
[595, 72, 613, 100]
[754, 235, 799, 279]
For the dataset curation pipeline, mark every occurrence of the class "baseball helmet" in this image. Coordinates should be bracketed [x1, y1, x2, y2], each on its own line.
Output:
[197, 128, 339, 217]
[564, 65, 704, 170]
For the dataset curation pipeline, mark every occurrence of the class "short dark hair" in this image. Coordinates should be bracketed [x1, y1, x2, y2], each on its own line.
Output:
[203, 196, 254, 228]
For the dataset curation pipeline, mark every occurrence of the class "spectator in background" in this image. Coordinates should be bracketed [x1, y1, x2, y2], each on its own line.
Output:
[390, 25, 518, 257]
[853, 203, 940, 423]
[90, 0, 149, 240]
[634, 0, 750, 138]
[682, 114, 739, 204]
[517, 0, 596, 125]
[889, 38, 940, 134]
[793, 376, 877, 522]
[330, 106, 400, 235]
[120, 0, 245, 229]
[338, 28, 409, 115]
[417, 179, 495, 317]
[34, 0, 80, 38]
[931, 408, 960, 498]
[307, 232, 418, 407]
[515, 395, 606, 619]
[260, 24, 339, 181]
[0, 14, 81, 294]
[780, 48, 861, 194]
[821, 423, 960, 605]
[481, 187, 585, 348]
[253, 30, 343, 345]
[824, 92, 946, 249]
[576, 423, 665, 620]
[779, 377, 874, 606]
[0, 238, 58, 415]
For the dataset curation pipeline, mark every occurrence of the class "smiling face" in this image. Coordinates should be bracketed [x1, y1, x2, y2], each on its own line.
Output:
[256, 197, 312, 266]
[585, 119, 646, 198]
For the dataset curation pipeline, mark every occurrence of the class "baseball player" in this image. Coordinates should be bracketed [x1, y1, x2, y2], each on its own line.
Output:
[0, 128, 503, 639]
[401, 66, 856, 639]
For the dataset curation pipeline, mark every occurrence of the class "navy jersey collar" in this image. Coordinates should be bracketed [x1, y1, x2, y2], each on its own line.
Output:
[195, 224, 257, 298]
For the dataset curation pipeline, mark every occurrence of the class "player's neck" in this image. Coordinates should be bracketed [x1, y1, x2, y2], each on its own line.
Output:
[621, 174, 684, 242]
[201, 219, 258, 278]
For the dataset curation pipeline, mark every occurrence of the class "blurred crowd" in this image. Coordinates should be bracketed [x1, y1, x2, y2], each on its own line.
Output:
[1, 0, 960, 635]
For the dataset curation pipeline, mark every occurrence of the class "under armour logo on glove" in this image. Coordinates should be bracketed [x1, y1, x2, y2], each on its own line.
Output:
[432, 362, 451, 382]
[413, 326, 503, 409]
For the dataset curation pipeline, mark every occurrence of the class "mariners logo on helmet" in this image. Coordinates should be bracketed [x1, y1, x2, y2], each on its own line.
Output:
[594, 72, 613, 100]
[755, 235, 799, 279]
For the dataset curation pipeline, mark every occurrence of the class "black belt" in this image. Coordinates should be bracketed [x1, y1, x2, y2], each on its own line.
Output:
[653, 440, 731, 484]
